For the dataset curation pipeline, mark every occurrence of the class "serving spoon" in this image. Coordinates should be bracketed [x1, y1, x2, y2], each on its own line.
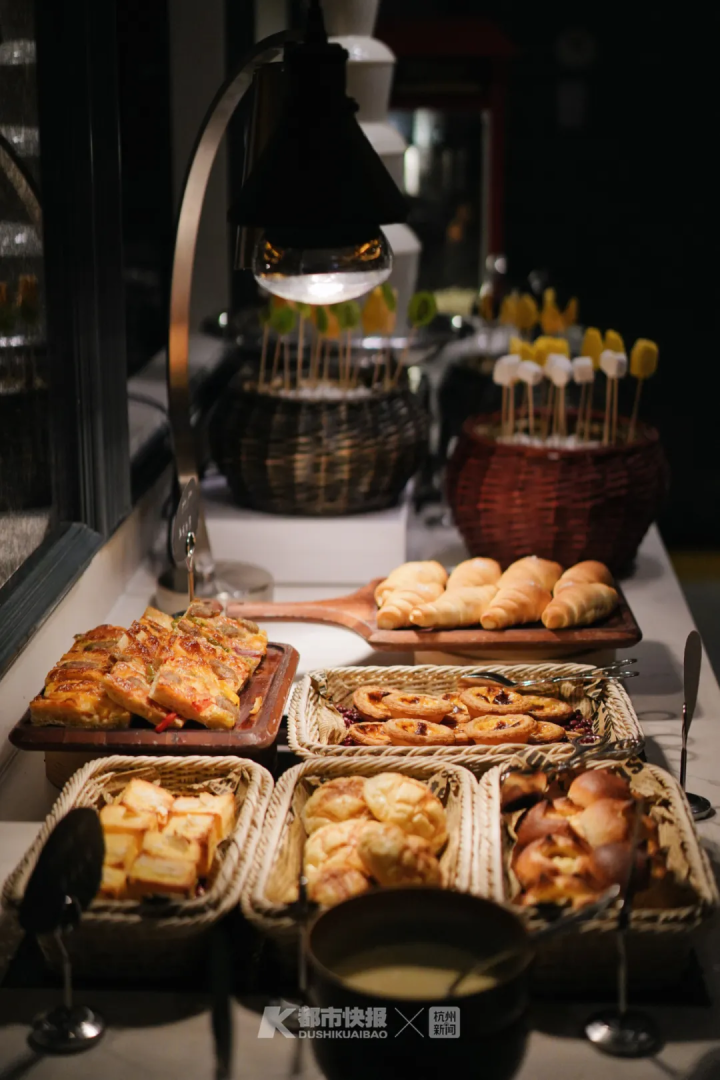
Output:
[446, 884, 621, 997]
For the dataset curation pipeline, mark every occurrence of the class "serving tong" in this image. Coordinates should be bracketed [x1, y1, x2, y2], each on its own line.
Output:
[460, 658, 638, 692]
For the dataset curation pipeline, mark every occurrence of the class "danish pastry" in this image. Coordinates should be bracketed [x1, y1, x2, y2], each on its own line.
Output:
[303, 819, 369, 884]
[347, 722, 392, 746]
[465, 714, 538, 745]
[302, 777, 372, 834]
[383, 691, 450, 722]
[528, 721, 569, 744]
[363, 772, 448, 853]
[308, 866, 371, 907]
[357, 823, 442, 887]
[384, 719, 456, 747]
[352, 685, 393, 721]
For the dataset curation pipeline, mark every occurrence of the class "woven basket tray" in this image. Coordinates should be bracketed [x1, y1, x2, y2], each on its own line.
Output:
[2, 755, 274, 980]
[446, 412, 669, 572]
[474, 757, 719, 990]
[241, 756, 477, 951]
[287, 663, 643, 775]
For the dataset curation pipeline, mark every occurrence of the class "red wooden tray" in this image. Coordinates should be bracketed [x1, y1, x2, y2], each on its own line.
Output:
[228, 582, 642, 659]
[9, 643, 298, 759]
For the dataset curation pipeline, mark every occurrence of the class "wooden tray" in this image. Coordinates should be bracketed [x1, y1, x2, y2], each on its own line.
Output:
[9, 643, 299, 760]
[228, 581, 641, 658]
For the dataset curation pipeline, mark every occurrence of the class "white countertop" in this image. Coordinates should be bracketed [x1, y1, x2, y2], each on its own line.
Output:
[1, 524, 719, 1076]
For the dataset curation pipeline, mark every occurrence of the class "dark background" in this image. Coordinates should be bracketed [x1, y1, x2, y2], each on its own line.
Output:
[115, 0, 717, 547]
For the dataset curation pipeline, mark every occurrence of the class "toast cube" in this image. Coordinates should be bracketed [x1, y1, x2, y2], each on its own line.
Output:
[121, 778, 174, 826]
[126, 854, 197, 899]
[141, 829, 202, 867]
[100, 803, 157, 836]
[171, 793, 235, 840]
[164, 813, 218, 877]
[103, 830, 141, 870]
[98, 864, 128, 900]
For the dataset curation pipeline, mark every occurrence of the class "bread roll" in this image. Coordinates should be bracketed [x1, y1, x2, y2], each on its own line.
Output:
[374, 561, 448, 607]
[377, 583, 445, 629]
[542, 583, 619, 629]
[480, 581, 552, 630]
[446, 557, 502, 590]
[498, 556, 563, 592]
[554, 560, 614, 594]
[357, 823, 441, 887]
[409, 584, 497, 629]
[302, 777, 372, 835]
[363, 773, 447, 853]
[567, 769, 631, 808]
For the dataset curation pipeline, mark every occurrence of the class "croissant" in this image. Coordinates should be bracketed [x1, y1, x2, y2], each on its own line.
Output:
[446, 557, 502, 591]
[409, 585, 498, 629]
[480, 582, 551, 630]
[499, 556, 563, 593]
[377, 583, 445, 630]
[554, 561, 614, 594]
[542, 583, 619, 629]
[374, 561, 448, 607]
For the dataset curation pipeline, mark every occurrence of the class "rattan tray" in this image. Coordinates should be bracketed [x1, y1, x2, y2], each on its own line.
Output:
[287, 663, 643, 774]
[2, 755, 274, 979]
[241, 756, 477, 951]
[474, 757, 719, 990]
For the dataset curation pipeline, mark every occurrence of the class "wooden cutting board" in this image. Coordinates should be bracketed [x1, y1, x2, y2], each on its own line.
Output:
[228, 582, 642, 659]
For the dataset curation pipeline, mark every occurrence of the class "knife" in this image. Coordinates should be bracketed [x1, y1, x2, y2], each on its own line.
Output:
[680, 631, 703, 790]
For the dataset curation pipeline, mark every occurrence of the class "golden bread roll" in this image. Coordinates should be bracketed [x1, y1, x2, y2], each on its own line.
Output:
[377, 583, 445, 630]
[571, 798, 635, 848]
[126, 854, 198, 899]
[498, 556, 563, 592]
[446, 557, 502, 590]
[363, 773, 448, 853]
[302, 777, 372, 835]
[357, 823, 442, 887]
[554, 561, 614, 593]
[99, 864, 128, 900]
[500, 770, 550, 811]
[465, 714, 537, 745]
[120, 778, 174, 827]
[513, 833, 596, 889]
[352, 685, 393, 720]
[382, 691, 449, 721]
[519, 875, 602, 910]
[309, 866, 372, 907]
[409, 584, 498, 629]
[589, 841, 650, 892]
[480, 582, 552, 630]
[567, 769, 631, 808]
[384, 718, 456, 746]
[347, 722, 392, 746]
[515, 800, 579, 849]
[303, 819, 369, 884]
[374, 561, 448, 607]
[541, 583, 619, 629]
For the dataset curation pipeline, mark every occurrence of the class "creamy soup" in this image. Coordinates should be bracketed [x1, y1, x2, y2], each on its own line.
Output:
[333, 943, 498, 1000]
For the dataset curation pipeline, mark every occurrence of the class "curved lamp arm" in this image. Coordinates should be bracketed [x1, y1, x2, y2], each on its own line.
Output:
[167, 32, 288, 566]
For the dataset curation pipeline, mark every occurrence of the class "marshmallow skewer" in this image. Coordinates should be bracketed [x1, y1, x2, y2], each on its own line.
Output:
[493, 355, 520, 436]
[547, 354, 572, 437]
[572, 356, 595, 439]
[628, 338, 659, 443]
[600, 349, 628, 444]
[517, 360, 543, 436]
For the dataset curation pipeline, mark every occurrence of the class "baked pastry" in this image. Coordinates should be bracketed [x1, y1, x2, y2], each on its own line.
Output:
[357, 823, 441, 887]
[500, 770, 551, 811]
[519, 876, 602, 909]
[309, 866, 371, 907]
[150, 657, 240, 730]
[302, 777, 372, 834]
[99, 803, 157, 836]
[347, 722, 392, 746]
[103, 831, 141, 870]
[465, 714, 538, 745]
[554, 561, 614, 593]
[383, 691, 450, 722]
[352, 685, 393, 721]
[498, 556, 563, 592]
[120, 778, 175, 827]
[164, 813, 218, 876]
[590, 841, 651, 892]
[171, 793, 236, 840]
[102, 662, 171, 726]
[515, 800, 580, 849]
[513, 833, 597, 889]
[440, 693, 471, 724]
[384, 719, 456, 746]
[446, 557, 502, 590]
[99, 864, 128, 900]
[409, 584, 498, 629]
[303, 819, 369, 884]
[363, 773, 447, 852]
[460, 686, 573, 721]
[480, 582, 552, 630]
[29, 684, 132, 730]
[567, 769, 631, 808]
[374, 561, 448, 607]
[571, 798, 635, 848]
[542, 583, 619, 629]
[528, 721, 569, 744]
[141, 829, 202, 866]
[377, 583, 445, 630]
[126, 853, 198, 899]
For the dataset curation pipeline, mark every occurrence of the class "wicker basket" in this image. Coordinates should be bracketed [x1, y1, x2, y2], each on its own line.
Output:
[446, 412, 669, 572]
[241, 756, 477, 950]
[2, 755, 274, 980]
[210, 374, 428, 516]
[287, 663, 643, 775]
[474, 757, 719, 991]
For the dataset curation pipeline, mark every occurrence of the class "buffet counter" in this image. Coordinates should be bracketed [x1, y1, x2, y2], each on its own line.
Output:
[0, 524, 719, 1077]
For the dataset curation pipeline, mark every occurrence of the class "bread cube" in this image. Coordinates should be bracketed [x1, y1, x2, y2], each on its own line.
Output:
[100, 803, 156, 836]
[103, 830, 141, 870]
[164, 813, 218, 877]
[98, 864, 128, 900]
[171, 792, 235, 840]
[120, 778, 174, 826]
[141, 829, 202, 867]
[126, 854, 198, 899]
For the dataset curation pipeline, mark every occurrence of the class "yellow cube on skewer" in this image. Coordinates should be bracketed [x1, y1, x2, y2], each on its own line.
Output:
[499, 292, 519, 326]
[581, 327, 604, 368]
[630, 338, 659, 379]
[515, 293, 539, 332]
[509, 336, 536, 360]
[604, 328, 625, 354]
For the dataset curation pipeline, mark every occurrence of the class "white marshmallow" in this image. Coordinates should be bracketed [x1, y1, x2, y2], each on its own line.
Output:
[517, 360, 544, 386]
[572, 356, 595, 384]
[492, 355, 521, 387]
[547, 355, 573, 387]
[545, 352, 569, 373]
[599, 350, 628, 379]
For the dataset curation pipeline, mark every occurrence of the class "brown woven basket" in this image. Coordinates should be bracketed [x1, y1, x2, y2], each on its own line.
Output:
[210, 374, 428, 516]
[475, 757, 719, 991]
[242, 756, 477, 952]
[288, 663, 643, 775]
[446, 411, 669, 572]
[1, 755, 274, 980]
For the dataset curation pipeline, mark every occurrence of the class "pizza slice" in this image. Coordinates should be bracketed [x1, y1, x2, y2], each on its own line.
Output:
[149, 656, 240, 730]
[104, 608, 178, 728]
[30, 680, 132, 729]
